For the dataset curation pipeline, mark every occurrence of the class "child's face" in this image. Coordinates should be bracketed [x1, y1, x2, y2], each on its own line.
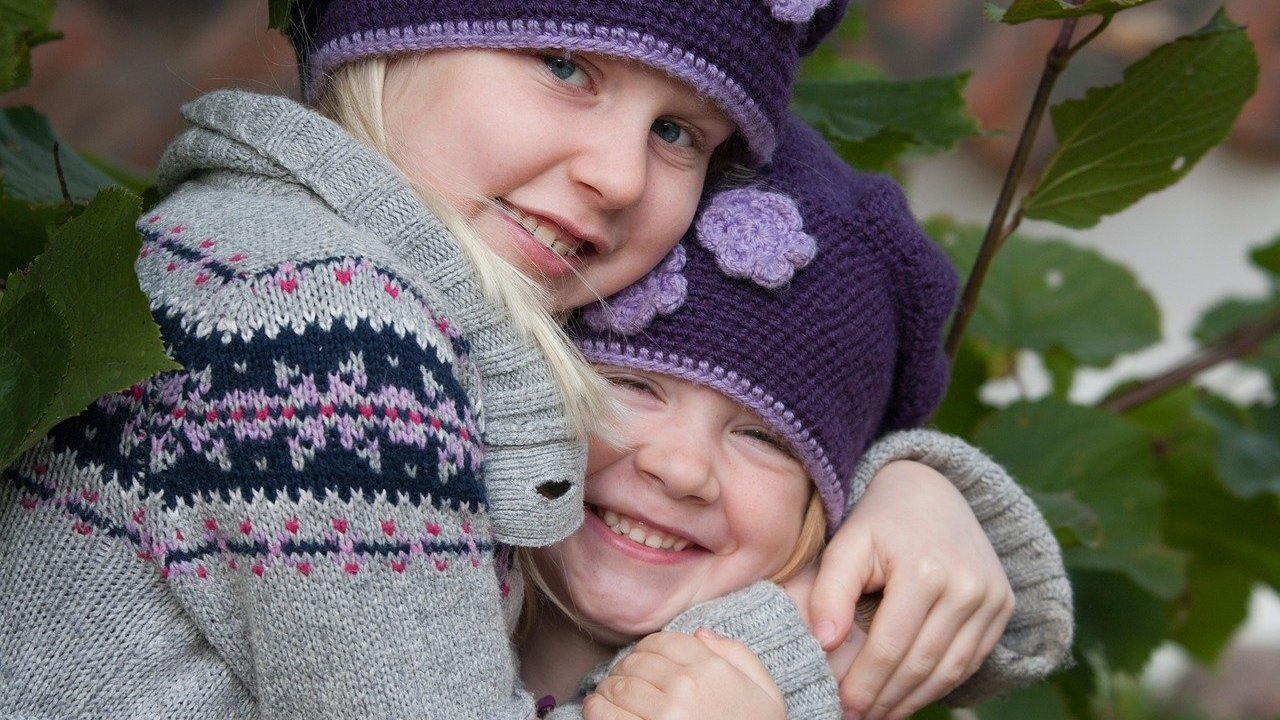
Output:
[535, 367, 811, 643]
[383, 50, 735, 311]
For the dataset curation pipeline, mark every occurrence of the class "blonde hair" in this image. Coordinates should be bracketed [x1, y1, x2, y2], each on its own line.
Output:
[513, 488, 827, 642]
[314, 59, 616, 438]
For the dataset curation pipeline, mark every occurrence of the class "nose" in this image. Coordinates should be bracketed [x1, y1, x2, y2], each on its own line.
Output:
[568, 117, 650, 212]
[631, 421, 720, 504]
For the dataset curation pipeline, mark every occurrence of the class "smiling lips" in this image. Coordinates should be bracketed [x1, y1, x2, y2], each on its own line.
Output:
[597, 506, 692, 552]
[502, 201, 582, 259]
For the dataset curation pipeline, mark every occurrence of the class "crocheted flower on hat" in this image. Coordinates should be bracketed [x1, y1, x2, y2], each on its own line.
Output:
[697, 188, 817, 289]
[764, 0, 833, 23]
[583, 245, 688, 335]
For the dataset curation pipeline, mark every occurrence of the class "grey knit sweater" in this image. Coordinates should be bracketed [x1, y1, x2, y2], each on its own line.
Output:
[0, 89, 583, 719]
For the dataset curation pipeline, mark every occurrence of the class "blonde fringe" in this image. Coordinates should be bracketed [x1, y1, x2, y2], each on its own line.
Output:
[315, 60, 617, 439]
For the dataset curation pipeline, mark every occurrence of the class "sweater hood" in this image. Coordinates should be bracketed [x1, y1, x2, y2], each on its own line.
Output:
[157, 89, 586, 546]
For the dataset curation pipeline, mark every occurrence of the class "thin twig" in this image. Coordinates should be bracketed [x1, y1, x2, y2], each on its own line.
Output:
[944, 20, 1079, 360]
[53, 141, 72, 207]
[1103, 307, 1280, 413]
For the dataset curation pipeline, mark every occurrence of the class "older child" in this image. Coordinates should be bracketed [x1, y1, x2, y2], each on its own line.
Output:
[1, 2, 1056, 718]
[519, 117, 1072, 720]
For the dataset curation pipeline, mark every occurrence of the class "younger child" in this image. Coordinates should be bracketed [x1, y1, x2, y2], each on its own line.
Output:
[518, 117, 1073, 719]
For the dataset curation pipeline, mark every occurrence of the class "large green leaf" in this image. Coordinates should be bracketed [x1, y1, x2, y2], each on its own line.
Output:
[932, 338, 994, 437]
[1023, 11, 1258, 229]
[987, 0, 1158, 23]
[0, 106, 117, 205]
[0, 289, 70, 462]
[929, 220, 1160, 366]
[0, 0, 60, 92]
[1171, 561, 1253, 665]
[1194, 396, 1280, 498]
[1072, 570, 1170, 675]
[976, 399, 1185, 599]
[793, 74, 979, 172]
[0, 187, 179, 466]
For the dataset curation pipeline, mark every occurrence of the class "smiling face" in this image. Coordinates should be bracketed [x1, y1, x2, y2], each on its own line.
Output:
[533, 367, 812, 644]
[381, 50, 735, 311]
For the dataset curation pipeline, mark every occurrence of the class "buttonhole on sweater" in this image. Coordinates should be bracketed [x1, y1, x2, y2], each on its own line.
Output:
[536, 481, 572, 500]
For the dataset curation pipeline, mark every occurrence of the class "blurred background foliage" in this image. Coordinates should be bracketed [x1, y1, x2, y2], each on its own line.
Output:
[2, 0, 1279, 717]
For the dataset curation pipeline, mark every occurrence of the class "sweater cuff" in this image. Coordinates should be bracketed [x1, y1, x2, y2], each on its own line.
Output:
[664, 582, 840, 720]
[849, 429, 1074, 704]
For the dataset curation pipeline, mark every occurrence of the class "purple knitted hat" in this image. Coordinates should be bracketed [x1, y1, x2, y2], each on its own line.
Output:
[286, 0, 850, 163]
[572, 117, 958, 531]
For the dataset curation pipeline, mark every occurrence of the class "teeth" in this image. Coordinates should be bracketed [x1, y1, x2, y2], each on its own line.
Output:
[506, 204, 580, 258]
[599, 507, 691, 552]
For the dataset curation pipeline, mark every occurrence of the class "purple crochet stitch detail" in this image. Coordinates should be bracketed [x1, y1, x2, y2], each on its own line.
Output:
[697, 189, 817, 289]
[765, 0, 833, 23]
[583, 246, 687, 335]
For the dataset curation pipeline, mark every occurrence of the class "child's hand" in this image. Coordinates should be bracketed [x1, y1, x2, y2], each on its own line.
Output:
[583, 629, 785, 720]
[804, 460, 1015, 720]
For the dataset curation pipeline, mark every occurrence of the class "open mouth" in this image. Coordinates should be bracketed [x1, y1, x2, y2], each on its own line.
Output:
[591, 504, 693, 552]
[497, 199, 583, 259]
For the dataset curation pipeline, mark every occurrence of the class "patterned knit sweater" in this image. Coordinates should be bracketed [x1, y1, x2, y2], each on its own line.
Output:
[0, 90, 585, 719]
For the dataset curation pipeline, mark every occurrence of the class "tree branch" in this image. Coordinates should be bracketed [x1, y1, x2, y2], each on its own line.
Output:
[1103, 307, 1280, 413]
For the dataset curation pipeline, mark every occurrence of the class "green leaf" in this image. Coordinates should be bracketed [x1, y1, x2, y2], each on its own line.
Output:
[1194, 295, 1280, 380]
[1072, 570, 1170, 675]
[0, 187, 179, 466]
[933, 339, 993, 437]
[1130, 389, 1280, 633]
[1194, 396, 1280, 498]
[1030, 488, 1103, 548]
[990, 0, 1159, 24]
[972, 682, 1071, 720]
[0, 106, 117, 205]
[929, 219, 1161, 366]
[0, 0, 61, 92]
[1171, 561, 1253, 665]
[1043, 345, 1078, 398]
[976, 399, 1185, 599]
[268, 0, 294, 30]
[0, 195, 73, 277]
[1023, 10, 1259, 229]
[908, 702, 951, 720]
[0, 289, 70, 462]
[1250, 234, 1280, 277]
[793, 74, 980, 171]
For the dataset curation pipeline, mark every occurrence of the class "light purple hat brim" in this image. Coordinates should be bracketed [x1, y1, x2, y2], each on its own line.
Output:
[310, 19, 776, 162]
[579, 340, 845, 533]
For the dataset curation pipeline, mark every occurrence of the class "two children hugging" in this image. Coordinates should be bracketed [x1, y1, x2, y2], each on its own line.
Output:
[0, 1, 1071, 718]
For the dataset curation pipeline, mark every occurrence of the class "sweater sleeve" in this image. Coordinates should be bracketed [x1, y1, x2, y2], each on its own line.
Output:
[6, 227, 538, 717]
[558, 582, 840, 720]
[848, 429, 1074, 705]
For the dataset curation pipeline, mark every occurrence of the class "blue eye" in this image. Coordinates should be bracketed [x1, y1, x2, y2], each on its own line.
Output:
[651, 119, 694, 148]
[542, 55, 589, 87]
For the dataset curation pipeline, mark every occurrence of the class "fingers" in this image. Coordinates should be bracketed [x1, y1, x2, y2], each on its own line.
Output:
[838, 580, 936, 718]
[808, 523, 877, 650]
[694, 628, 781, 702]
[845, 576, 1014, 720]
[582, 691, 645, 720]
